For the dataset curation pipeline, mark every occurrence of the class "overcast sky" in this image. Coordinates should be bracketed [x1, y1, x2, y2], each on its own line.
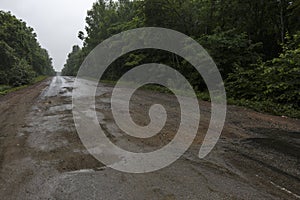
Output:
[0, 0, 96, 72]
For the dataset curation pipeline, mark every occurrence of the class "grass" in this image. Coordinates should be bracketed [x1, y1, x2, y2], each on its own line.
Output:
[227, 98, 300, 119]
[194, 91, 299, 118]
[68, 78, 300, 119]
[143, 85, 300, 118]
[101, 80, 210, 98]
[0, 75, 48, 96]
[33, 75, 48, 83]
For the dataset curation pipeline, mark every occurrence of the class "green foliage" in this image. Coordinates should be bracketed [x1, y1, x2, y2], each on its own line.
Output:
[61, 45, 82, 76]
[62, 0, 144, 77]
[0, 11, 55, 87]
[227, 32, 300, 114]
[61, 0, 300, 117]
[288, 0, 300, 33]
[0, 41, 18, 71]
[0, 75, 48, 96]
[0, 85, 11, 95]
[8, 59, 36, 87]
[198, 30, 262, 78]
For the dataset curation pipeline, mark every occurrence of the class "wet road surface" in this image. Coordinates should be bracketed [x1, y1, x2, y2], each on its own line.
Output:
[0, 76, 299, 199]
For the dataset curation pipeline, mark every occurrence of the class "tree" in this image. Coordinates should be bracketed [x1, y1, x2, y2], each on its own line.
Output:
[0, 11, 55, 86]
[61, 0, 300, 117]
[8, 59, 36, 86]
[288, 0, 300, 34]
[227, 32, 300, 110]
[198, 30, 262, 78]
[61, 45, 82, 76]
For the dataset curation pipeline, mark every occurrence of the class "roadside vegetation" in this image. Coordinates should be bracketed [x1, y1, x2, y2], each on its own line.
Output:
[0, 11, 55, 92]
[0, 75, 48, 96]
[61, 0, 299, 118]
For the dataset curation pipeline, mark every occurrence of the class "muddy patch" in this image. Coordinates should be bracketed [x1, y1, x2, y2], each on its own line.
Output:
[244, 128, 300, 158]
[57, 153, 104, 173]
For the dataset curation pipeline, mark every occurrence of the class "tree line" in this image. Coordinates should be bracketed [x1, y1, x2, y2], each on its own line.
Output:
[0, 11, 55, 87]
[62, 0, 300, 117]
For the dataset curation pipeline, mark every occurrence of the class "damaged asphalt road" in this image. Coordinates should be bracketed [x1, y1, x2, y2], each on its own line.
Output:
[0, 76, 299, 200]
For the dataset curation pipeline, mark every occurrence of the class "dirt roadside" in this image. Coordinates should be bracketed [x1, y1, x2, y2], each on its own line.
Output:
[0, 78, 52, 169]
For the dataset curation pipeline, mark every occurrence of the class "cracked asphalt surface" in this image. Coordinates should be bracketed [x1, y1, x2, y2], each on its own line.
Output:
[0, 76, 299, 199]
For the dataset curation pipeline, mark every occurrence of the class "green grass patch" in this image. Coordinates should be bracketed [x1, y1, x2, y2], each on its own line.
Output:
[227, 98, 300, 118]
[195, 90, 299, 118]
[33, 75, 48, 83]
[0, 75, 49, 96]
[91, 78, 300, 119]
[141, 86, 300, 118]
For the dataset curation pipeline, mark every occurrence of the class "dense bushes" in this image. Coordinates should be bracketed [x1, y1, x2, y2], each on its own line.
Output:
[8, 59, 36, 86]
[227, 32, 300, 111]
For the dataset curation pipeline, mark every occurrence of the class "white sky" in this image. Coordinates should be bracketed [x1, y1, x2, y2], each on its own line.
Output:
[0, 0, 96, 72]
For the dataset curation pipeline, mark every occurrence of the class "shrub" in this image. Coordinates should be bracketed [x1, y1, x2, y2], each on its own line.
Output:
[8, 59, 36, 87]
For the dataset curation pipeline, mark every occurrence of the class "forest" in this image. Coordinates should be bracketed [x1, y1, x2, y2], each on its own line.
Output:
[60, 0, 298, 118]
[0, 11, 55, 89]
